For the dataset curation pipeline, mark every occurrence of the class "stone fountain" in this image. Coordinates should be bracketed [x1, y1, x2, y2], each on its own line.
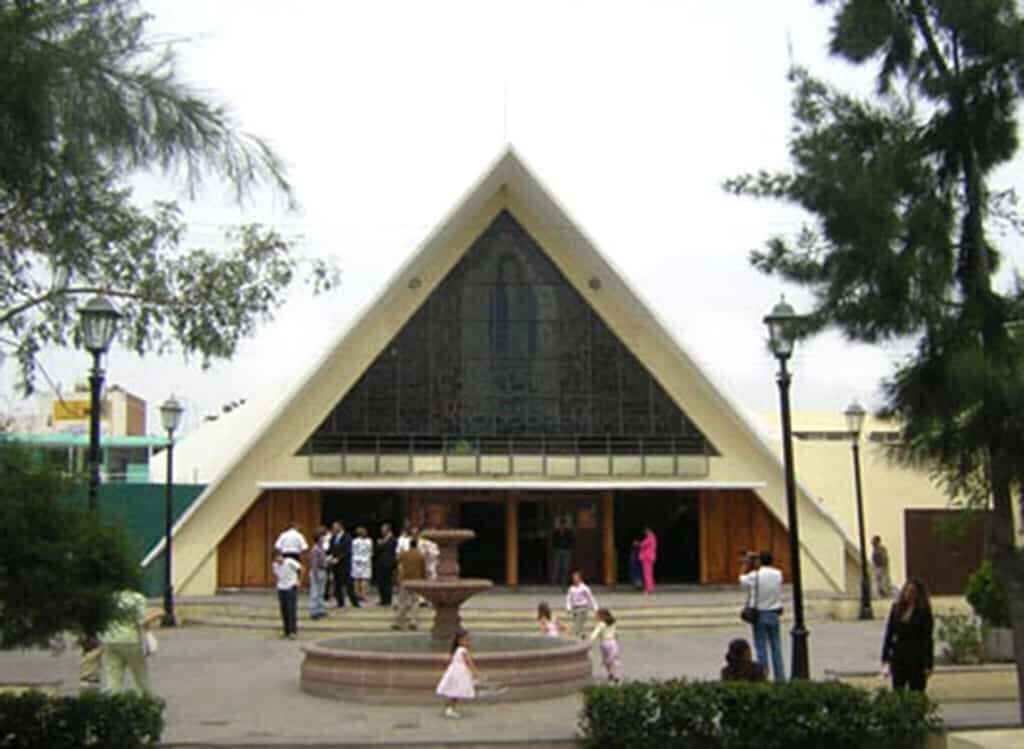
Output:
[300, 528, 592, 703]
[401, 529, 491, 642]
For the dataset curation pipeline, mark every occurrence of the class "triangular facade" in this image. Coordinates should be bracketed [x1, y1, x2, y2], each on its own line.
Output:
[304, 210, 713, 454]
[156, 147, 857, 596]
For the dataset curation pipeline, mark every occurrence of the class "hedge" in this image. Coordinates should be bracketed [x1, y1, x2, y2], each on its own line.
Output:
[0, 691, 164, 748]
[579, 679, 943, 749]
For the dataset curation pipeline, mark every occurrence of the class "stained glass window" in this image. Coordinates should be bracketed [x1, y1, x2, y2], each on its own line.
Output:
[303, 211, 713, 455]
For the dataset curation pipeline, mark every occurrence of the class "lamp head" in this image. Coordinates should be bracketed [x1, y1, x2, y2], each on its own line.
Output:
[844, 399, 867, 438]
[763, 296, 799, 359]
[77, 295, 122, 355]
[160, 395, 185, 434]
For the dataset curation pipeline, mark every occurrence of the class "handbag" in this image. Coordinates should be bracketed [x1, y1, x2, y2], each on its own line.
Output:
[740, 569, 760, 625]
[143, 630, 159, 657]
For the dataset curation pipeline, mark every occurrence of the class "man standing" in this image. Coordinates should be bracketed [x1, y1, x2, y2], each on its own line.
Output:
[871, 535, 893, 598]
[274, 521, 308, 562]
[551, 517, 575, 587]
[375, 523, 398, 606]
[739, 550, 785, 682]
[328, 522, 359, 608]
[392, 537, 426, 631]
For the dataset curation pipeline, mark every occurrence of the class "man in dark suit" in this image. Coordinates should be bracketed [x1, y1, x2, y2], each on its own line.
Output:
[328, 522, 360, 608]
[374, 523, 398, 606]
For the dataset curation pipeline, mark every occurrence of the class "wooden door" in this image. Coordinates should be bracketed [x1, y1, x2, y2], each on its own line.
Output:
[905, 509, 989, 595]
[698, 489, 791, 584]
[217, 490, 322, 588]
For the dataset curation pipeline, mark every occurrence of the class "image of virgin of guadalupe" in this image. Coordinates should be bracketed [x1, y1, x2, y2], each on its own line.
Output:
[490, 253, 538, 432]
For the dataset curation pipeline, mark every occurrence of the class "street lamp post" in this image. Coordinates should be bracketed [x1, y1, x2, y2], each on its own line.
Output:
[77, 296, 122, 511]
[844, 400, 873, 621]
[160, 395, 185, 627]
[763, 296, 810, 680]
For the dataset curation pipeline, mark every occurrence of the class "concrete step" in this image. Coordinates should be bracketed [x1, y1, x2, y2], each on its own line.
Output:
[176, 596, 838, 633]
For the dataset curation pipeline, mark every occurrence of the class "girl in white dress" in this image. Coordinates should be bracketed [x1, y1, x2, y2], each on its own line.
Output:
[350, 526, 373, 601]
[436, 629, 479, 718]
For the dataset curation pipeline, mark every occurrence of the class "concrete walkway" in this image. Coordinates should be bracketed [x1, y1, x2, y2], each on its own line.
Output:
[1, 591, 1020, 747]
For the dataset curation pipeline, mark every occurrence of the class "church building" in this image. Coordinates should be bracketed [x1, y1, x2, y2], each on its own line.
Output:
[150, 149, 938, 598]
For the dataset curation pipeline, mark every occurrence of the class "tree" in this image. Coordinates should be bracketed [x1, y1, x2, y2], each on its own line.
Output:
[0, 441, 141, 647]
[0, 0, 338, 392]
[726, 0, 1024, 719]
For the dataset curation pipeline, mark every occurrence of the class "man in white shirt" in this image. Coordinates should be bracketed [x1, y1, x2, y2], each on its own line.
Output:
[274, 522, 308, 561]
[739, 550, 785, 682]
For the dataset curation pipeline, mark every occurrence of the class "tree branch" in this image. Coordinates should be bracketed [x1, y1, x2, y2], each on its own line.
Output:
[909, 0, 954, 82]
[0, 286, 147, 328]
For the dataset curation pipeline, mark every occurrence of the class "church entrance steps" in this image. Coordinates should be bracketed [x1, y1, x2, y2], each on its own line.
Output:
[174, 588, 845, 633]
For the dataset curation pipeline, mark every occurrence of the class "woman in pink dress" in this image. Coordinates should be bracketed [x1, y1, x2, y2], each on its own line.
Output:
[436, 629, 479, 718]
[638, 527, 658, 594]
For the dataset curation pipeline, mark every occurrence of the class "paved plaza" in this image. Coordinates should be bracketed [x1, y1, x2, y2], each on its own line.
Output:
[2, 590, 1020, 747]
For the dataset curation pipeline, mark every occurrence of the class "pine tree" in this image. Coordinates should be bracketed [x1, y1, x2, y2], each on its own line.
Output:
[727, 0, 1024, 717]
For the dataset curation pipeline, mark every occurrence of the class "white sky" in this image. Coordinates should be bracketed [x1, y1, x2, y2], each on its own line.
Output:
[5, 0, 1023, 435]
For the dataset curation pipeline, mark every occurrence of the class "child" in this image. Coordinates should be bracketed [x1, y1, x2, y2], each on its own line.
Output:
[720, 638, 765, 682]
[272, 552, 302, 639]
[536, 601, 568, 637]
[588, 607, 623, 684]
[565, 570, 599, 638]
[436, 628, 480, 719]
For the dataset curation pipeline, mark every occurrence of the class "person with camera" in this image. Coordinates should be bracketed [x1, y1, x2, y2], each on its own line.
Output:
[738, 550, 785, 682]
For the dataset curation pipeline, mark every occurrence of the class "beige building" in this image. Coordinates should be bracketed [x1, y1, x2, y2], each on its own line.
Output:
[28, 382, 147, 438]
[148, 149, 988, 598]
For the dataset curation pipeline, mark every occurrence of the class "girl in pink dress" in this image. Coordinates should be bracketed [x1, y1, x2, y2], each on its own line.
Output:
[588, 607, 623, 683]
[638, 527, 658, 594]
[436, 629, 480, 718]
[536, 601, 568, 637]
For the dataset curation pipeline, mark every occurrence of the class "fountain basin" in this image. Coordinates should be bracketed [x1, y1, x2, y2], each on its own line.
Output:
[402, 578, 493, 642]
[300, 634, 593, 704]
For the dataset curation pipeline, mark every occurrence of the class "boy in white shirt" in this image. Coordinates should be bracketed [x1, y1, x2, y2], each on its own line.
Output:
[273, 552, 302, 639]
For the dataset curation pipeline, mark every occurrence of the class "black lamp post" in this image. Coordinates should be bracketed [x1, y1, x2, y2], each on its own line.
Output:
[763, 296, 810, 680]
[160, 395, 184, 627]
[77, 296, 121, 511]
[844, 399, 873, 621]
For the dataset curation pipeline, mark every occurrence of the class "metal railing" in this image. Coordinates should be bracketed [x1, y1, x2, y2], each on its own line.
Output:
[306, 434, 710, 478]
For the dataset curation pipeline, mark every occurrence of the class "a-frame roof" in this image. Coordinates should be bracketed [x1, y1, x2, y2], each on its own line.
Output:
[149, 146, 856, 594]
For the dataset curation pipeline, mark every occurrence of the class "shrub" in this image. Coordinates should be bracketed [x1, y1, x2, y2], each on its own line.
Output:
[579, 679, 942, 749]
[0, 691, 164, 749]
[965, 561, 1011, 628]
[936, 611, 980, 664]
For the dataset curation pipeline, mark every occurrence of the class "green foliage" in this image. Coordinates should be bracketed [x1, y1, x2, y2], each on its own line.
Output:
[727, 2, 1024, 697]
[0, 441, 140, 648]
[0, 0, 340, 392]
[936, 610, 981, 664]
[966, 560, 1012, 627]
[579, 679, 942, 749]
[0, 690, 164, 749]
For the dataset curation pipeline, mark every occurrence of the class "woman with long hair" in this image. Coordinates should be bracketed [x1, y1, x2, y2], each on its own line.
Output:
[881, 577, 934, 692]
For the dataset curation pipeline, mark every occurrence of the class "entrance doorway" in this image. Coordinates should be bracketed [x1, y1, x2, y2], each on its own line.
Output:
[321, 491, 404, 537]
[614, 490, 700, 584]
[456, 501, 505, 581]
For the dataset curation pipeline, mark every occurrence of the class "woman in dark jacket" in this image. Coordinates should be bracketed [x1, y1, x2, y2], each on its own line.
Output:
[881, 577, 934, 691]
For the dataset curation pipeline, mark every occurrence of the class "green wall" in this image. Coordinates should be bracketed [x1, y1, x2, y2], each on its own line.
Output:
[94, 483, 206, 597]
